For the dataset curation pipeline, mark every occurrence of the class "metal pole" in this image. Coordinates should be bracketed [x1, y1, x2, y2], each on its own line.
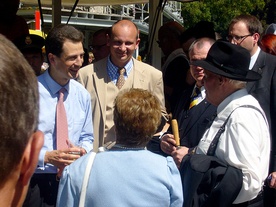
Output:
[148, 0, 162, 70]
[52, 0, 61, 27]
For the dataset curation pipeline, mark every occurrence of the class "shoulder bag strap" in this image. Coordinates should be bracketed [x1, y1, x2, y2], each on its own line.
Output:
[206, 112, 231, 156]
[79, 152, 97, 207]
[207, 105, 264, 156]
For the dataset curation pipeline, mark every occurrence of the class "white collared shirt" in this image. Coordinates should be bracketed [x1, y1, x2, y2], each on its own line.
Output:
[196, 89, 270, 204]
[249, 47, 261, 70]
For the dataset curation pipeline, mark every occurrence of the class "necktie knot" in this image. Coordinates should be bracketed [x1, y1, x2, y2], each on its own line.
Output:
[118, 68, 126, 75]
[193, 87, 201, 97]
[59, 88, 66, 101]
[189, 87, 201, 109]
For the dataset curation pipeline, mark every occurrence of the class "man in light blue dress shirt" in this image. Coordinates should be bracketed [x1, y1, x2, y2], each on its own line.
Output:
[23, 24, 93, 207]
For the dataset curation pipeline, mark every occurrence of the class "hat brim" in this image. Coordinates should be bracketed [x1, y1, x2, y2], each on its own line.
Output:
[193, 59, 261, 82]
[20, 45, 42, 53]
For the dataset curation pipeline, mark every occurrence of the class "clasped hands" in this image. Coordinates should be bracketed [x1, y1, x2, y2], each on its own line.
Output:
[45, 141, 86, 178]
[160, 133, 189, 168]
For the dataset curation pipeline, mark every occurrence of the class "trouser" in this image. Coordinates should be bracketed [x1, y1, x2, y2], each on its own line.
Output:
[263, 185, 276, 207]
[23, 174, 59, 207]
[231, 191, 264, 207]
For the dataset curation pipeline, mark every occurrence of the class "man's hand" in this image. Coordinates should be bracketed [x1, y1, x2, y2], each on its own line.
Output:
[268, 172, 276, 189]
[171, 146, 189, 168]
[67, 140, 87, 156]
[45, 147, 82, 169]
[160, 133, 189, 168]
[160, 133, 177, 155]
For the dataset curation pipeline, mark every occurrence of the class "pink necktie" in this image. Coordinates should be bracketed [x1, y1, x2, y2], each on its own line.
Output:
[56, 88, 69, 150]
[116, 68, 126, 89]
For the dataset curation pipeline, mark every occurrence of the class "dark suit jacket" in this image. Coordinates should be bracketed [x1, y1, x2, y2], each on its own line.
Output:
[247, 50, 276, 172]
[173, 85, 217, 148]
[147, 85, 217, 155]
[164, 55, 190, 113]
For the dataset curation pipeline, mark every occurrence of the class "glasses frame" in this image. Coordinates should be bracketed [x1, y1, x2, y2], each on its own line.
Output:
[89, 43, 107, 51]
[227, 34, 253, 43]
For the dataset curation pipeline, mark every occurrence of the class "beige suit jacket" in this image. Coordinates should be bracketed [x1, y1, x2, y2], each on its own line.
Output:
[78, 57, 165, 151]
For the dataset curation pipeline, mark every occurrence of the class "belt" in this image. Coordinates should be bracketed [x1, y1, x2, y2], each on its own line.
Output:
[232, 191, 263, 207]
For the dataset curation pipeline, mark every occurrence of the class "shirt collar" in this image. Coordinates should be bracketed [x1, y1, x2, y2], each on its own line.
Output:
[191, 85, 206, 99]
[44, 69, 69, 95]
[107, 56, 134, 81]
[217, 88, 248, 116]
[249, 47, 261, 70]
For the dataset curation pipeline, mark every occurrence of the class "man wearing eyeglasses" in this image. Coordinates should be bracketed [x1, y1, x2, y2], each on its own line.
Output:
[228, 14, 276, 207]
[88, 28, 110, 62]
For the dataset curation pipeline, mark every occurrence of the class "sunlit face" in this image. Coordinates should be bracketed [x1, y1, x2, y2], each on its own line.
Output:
[189, 45, 210, 86]
[107, 22, 140, 68]
[49, 40, 84, 86]
[23, 51, 44, 76]
[202, 70, 221, 106]
[228, 21, 256, 55]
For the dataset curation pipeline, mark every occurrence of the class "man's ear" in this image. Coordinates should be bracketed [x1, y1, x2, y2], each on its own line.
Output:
[252, 33, 260, 45]
[48, 53, 55, 65]
[218, 75, 224, 85]
[135, 38, 141, 49]
[19, 131, 44, 185]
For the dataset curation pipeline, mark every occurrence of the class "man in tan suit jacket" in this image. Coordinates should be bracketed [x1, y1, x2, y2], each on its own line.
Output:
[78, 19, 165, 151]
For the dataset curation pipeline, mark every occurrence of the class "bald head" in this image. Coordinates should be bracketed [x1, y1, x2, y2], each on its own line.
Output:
[189, 38, 215, 54]
[107, 19, 140, 68]
[111, 20, 139, 40]
[189, 38, 215, 86]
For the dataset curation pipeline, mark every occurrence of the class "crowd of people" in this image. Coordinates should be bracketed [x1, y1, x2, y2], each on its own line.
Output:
[0, 3, 276, 206]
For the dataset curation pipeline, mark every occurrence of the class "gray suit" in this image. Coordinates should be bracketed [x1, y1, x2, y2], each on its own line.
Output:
[78, 57, 165, 151]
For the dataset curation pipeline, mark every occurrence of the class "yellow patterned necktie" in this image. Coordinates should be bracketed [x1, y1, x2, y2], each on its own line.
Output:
[189, 87, 201, 109]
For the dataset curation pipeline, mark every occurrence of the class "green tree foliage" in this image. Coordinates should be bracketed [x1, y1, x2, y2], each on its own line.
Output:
[181, 0, 266, 38]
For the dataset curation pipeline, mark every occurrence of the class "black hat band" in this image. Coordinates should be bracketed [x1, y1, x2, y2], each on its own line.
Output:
[212, 58, 247, 76]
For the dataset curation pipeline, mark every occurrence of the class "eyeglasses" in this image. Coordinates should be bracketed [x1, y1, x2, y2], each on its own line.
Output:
[227, 34, 253, 43]
[89, 43, 106, 51]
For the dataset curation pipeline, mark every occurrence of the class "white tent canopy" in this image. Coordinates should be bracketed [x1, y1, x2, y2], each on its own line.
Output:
[20, 0, 195, 68]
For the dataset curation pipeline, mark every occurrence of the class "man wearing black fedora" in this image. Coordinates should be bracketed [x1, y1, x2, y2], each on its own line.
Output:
[192, 41, 270, 206]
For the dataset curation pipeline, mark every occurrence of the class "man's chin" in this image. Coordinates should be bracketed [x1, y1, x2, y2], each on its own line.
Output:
[70, 72, 79, 80]
[117, 54, 129, 61]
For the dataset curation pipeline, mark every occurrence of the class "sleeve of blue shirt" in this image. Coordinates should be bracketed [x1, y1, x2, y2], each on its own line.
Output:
[79, 91, 94, 153]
